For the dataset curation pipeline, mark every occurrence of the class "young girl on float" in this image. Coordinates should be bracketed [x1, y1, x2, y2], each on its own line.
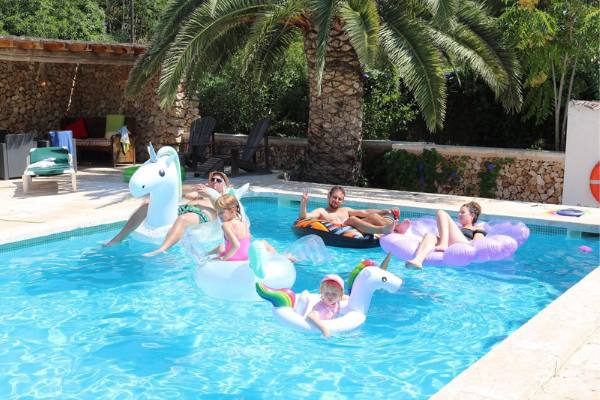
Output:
[306, 274, 350, 338]
[209, 194, 279, 261]
[405, 201, 486, 270]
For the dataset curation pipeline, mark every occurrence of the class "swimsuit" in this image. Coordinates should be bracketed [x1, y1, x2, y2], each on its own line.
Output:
[311, 300, 340, 320]
[219, 220, 250, 261]
[460, 228, 487, 240]
[178, 205, 210, 223]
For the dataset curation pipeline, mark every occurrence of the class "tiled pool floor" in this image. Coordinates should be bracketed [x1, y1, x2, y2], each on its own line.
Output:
[1, 166, 599, 399]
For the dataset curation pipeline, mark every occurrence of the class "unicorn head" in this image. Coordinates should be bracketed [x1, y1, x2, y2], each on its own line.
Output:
[129, 143, 182, 228]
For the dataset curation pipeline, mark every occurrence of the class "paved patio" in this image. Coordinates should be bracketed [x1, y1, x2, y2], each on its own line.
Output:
[1, 165, 599, 399]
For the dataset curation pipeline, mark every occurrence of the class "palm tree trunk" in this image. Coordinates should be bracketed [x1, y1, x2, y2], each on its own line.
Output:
[302, 25, 364, 186]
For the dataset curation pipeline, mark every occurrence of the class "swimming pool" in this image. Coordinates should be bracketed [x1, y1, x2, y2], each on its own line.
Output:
[0, 199, 598, 399]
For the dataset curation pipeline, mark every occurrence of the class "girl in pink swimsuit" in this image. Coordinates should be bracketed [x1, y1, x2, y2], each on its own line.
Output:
[210, 194, 251, 261]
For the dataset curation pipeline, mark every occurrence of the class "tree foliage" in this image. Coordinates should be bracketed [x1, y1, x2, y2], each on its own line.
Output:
[0, 0, 106, 40]
[500, 0, 600, 150]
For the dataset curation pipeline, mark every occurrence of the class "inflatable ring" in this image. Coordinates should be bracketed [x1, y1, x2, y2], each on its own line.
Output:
[291, 219, 381, 248]
[256, 260, 403, 334]
[591, 162, 600, 202]
[193, 241, 296, 302]
[556, 208, 585, 217]
[380, 218, 530, 267]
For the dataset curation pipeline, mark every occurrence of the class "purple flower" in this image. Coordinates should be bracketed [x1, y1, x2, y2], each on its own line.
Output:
[445, 72, 450, 77]
[418, 163, 423, 171]
[385, 74, 391, 78]
[419, 177, 425, 183]
[377, 70, 380, 74]
[363, 73, 368, 78]
[487, 164, 495, 170]
[451, 172, 457, 178]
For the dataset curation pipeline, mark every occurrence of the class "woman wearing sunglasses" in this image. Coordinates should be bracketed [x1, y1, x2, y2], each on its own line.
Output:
[104, 171, 231, 257]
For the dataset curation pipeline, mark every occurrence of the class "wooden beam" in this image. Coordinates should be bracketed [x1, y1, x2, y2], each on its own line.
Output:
[0, 47, 139, 65]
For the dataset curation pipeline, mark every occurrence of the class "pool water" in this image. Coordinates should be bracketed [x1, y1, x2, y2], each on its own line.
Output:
[0, 200, 598, 399]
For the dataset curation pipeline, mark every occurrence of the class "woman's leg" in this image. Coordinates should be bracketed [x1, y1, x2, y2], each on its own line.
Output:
[435, 210, 468, 251]
[143, 213, 200, 257]
[103, 202, 149, 247]
[405, 232, 437, 270]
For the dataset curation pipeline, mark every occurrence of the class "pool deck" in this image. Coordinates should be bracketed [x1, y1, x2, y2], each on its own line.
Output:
[1, 166, 599, 399]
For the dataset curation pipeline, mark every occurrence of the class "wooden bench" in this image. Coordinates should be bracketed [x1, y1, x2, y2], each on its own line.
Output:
[60, 117, 136, 167]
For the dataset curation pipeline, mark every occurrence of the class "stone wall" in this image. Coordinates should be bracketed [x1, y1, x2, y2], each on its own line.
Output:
[0, 61, 199, 161]
[213, 134, 565, 204]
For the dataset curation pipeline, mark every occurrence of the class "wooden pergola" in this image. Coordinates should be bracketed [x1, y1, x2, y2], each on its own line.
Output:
[0, 35, 146, 65]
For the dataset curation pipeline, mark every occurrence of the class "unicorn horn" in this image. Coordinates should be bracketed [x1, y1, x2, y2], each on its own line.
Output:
[148, 142, 157, 162]
[380, 251, 393, 270]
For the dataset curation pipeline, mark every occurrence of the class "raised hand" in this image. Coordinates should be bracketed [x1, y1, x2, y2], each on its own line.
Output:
[301, 187, 310, 204]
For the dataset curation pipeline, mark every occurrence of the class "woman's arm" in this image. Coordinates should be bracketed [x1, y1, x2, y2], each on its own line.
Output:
[307, 311, 331, 338]
[219, 222, 240, 261]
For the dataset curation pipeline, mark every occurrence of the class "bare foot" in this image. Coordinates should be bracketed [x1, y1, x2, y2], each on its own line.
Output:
[142, 250, 163, 257]
[102, 238, 122, 248]
[405, 260, 423, 270]
[382, 221, 396, 235]
[395, 219, 411, 234]
[284, 253, 298, 263]
[434, 244, 448, 252]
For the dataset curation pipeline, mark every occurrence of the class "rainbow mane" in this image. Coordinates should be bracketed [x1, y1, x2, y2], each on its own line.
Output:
[347, 259, 377, 295]
[256, 283, 296, 308]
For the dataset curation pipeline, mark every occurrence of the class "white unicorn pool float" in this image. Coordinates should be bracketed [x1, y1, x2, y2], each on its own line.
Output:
[184, 239, 297, 302]
[256, 253, 402, 333]
[129, 143, 249, 244]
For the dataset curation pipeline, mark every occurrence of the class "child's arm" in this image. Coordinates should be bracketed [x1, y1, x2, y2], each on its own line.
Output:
[307, 311, 331, 338]
[219, 223, 240, 261]
[341, 294, 349, 301]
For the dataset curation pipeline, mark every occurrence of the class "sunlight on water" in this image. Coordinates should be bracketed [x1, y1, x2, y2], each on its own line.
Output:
[0, 201, 598, 399]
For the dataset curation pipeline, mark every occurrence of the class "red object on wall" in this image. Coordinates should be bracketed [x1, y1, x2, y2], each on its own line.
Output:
[64, 118, 88, 139]
[590, 162, 600, 202]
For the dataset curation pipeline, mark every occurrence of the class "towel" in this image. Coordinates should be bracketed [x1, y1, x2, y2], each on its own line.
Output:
[118, 125, 130, 154]
[29, 157, 56, 168]
[49, 131, 74, 155]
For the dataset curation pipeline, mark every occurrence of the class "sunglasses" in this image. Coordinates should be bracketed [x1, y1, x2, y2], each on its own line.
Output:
[210, 177, 223, 183]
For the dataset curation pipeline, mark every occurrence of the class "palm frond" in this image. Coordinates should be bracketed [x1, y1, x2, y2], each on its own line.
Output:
[423, 0, 458, 28]
[308, 0, 340, 94]
[379, 4, 446, 131]
[126, 0, 206, 99]
[339, 0, 379, 68]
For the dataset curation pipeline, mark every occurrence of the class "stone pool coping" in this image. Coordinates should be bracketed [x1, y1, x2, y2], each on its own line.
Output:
[1, 167, 599, 398]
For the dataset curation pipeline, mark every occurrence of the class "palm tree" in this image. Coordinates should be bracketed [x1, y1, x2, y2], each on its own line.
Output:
[127, 0, 522, 185]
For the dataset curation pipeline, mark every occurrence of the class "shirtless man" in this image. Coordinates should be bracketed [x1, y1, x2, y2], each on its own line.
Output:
[104, 171, 229, 256]
[299, 186, 408, 235]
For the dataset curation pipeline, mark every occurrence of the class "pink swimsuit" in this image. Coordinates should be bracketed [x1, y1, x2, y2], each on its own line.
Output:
[311, 300, 340, 320]
[220, 220, 250, 261]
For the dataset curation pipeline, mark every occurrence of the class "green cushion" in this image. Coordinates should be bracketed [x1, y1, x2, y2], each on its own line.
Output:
[124, 165, 186, 182]
[28, 147, 71, 176]
[105, 114, 125, 133]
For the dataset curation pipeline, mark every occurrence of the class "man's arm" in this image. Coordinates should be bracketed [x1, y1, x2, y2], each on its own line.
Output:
[299, 187, 322, 219]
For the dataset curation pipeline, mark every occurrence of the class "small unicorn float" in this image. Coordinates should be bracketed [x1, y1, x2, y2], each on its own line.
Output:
[186, 239, 297, 302]
[256, 253, 402, 334]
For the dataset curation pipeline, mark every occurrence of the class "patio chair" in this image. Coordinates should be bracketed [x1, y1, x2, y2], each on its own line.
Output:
[166, 116, 217, 175]
[1, 132, 35, 180]
[22, 147, 77, 194]
[195, 117, 271, 178]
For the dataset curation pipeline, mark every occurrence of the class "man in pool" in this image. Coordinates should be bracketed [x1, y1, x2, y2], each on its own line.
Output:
[299, 186, 410, 235]
[103, 171, 230, 256]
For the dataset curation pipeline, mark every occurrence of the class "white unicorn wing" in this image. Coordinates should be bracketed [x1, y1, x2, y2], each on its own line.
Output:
[234, 183, 250, 200]
[205, 187, 220, 198]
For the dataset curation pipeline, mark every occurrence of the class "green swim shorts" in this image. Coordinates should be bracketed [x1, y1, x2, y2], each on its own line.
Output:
[178, 205, 210, 223]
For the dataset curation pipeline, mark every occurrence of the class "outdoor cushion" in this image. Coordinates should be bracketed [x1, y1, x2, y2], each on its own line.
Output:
[28, 147, 71, 176]
[76, 138, 111, 147]
[105, 115, 125, 138]
[64, 118, 88, 139]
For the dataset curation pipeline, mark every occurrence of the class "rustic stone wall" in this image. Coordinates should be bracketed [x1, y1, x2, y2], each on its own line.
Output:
[214, 134, 565, 204]
[0, 60, 199, 161]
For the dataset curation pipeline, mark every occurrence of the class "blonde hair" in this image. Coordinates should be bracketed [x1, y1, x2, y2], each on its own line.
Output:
[462, 201, 482, 223]
[215, 194, 242, 220]
[320, 280, 344, 295]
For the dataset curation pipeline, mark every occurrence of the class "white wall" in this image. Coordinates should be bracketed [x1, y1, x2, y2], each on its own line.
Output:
[563, 101, 600, 207]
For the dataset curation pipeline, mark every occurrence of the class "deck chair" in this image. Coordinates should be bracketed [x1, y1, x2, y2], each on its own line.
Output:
[22, 147, 77, 194]
[170, 116, 217, 174]
[195, 117, 271, 178]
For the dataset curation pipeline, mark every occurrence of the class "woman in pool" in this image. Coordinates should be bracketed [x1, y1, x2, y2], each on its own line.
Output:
[406, 201, 486, 270]
[307, 274, 350, 338]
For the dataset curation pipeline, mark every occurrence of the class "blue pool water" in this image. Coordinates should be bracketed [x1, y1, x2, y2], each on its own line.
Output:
[0, 200, 598, 399]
